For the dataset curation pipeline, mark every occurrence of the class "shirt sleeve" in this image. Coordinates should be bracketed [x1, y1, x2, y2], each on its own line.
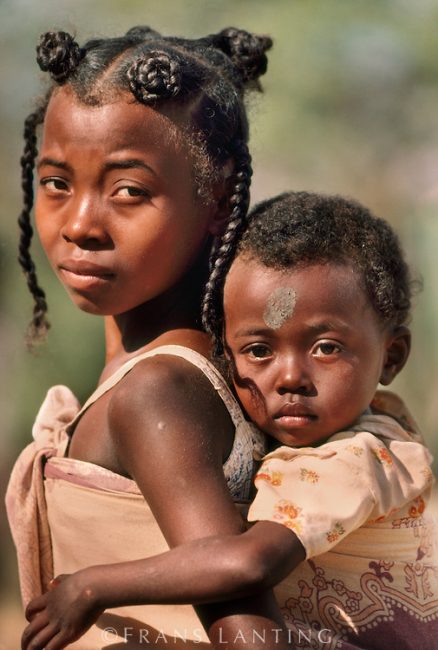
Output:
[247, 429, 434, 558]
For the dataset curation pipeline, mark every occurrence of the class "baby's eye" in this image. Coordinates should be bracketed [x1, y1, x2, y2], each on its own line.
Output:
[40, 178, 69, 193]
[245, 344, 272, 359]
[312, 341, 342, 357]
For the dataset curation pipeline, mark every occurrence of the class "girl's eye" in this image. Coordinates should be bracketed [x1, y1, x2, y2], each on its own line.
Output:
[245, 344, 272, 360]
[113, 186, 150, 201]
[312, 341, 342, 358]
[40, 178, 69, 193]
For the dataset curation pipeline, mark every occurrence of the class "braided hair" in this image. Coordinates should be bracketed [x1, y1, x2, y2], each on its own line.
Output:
[19, 104, 50, 343]
[204, 191, 416, 354]
[19, 26, 272, 342]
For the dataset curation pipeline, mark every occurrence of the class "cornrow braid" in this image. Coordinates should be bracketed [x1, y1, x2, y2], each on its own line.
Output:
[18, 105, 50, 344]
[202, 140, 252, 355]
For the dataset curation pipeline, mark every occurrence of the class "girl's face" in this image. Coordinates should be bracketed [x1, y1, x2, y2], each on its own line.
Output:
[223, 257, 409, 447]
[36, 88, 222, 316]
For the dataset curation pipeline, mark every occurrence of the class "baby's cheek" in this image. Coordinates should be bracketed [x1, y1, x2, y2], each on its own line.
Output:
[234, 380, 267, 423]
[326, 377, 372, 424]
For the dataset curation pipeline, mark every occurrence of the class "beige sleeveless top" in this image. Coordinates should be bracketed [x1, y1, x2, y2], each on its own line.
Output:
[7, 345, 265, 649]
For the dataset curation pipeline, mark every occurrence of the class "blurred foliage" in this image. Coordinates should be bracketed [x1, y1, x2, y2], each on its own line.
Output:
[1, 0, 438, 640]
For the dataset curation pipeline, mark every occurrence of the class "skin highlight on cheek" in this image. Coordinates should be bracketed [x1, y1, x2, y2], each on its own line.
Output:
[263, 287, 297, 329]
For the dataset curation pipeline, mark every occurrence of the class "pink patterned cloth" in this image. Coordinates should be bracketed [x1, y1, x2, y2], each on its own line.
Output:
[5, 385, 79, 604]
[5, 346, 265, 648]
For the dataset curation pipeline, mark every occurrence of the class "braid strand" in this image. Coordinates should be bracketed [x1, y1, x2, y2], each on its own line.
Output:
[18, 107, 50, 344]
[202, 141, 252, 355]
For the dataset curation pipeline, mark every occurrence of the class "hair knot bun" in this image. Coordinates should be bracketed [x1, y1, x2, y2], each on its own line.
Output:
[214, 28, 273, 83]
[127, 51, 182, 103]
[125, 26, 162, 41]
[36, 31, 84, 83]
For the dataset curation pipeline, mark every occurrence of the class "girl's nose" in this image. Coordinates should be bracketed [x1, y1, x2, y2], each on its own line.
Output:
[61, 196, 109, 248]
[274, 356, 312, 395]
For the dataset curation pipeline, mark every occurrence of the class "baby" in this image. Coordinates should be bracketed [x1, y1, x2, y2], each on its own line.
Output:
[213, 191, 438, 648]
[25, 192, 438, 649]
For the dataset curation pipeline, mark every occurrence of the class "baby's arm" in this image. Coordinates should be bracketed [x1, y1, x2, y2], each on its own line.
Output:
[23, 522, 303, 650]
[39, 520, 304, 608]
[22, 357, 294, 650]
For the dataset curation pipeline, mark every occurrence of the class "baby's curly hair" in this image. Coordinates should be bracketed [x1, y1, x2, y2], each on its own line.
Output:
[204, 191, 416, 354]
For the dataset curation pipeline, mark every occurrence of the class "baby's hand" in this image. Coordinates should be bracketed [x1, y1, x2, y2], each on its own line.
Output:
[21, 572, 104, 650]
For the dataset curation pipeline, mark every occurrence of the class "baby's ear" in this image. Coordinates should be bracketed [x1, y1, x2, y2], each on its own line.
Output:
[379, 325, 411, 385]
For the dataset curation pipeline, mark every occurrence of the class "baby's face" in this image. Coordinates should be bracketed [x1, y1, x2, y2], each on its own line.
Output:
[223, 257, 400, 447]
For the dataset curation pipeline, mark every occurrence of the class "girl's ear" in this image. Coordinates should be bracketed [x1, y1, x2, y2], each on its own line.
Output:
[207, 159, 235, 236]
[379, 325, 411, 385]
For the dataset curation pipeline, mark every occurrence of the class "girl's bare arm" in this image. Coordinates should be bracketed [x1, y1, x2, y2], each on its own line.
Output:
[109, 356, 297, 646]
[22, 356, 295, 650]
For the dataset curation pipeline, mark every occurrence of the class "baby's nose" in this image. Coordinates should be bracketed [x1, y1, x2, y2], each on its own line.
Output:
[274, 356, 312, 395]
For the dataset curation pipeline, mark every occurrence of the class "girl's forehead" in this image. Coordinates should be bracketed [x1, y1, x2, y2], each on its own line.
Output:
[40, 89, 199, 178]
[43, 87, 189, 151]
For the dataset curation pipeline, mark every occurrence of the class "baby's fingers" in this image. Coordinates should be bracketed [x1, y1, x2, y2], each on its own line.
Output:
[44, 630, 75, 650]
[24, 623, 79, 650]
[25, 594, 48, 621]
[21, 616, 54, 650]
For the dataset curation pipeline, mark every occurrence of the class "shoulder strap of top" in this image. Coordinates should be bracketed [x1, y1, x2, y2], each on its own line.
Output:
[66, 345, 245, 433]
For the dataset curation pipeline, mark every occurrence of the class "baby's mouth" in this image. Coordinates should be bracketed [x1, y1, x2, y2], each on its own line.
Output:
[273, 402, 317, 428]
[274, 402, 316, 418]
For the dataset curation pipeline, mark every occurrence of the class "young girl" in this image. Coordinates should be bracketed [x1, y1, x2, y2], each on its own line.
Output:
[6, 25, 292, 649]
[24, 192, 438, 649]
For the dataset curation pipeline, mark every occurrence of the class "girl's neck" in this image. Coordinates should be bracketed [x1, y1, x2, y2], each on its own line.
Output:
[103, 250, 210, 367]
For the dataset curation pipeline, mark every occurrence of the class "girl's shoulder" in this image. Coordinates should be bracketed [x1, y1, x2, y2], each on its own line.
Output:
[107, 344, 242, 423]
[110, 348, 229, 420]
[104, 345, 262, 504]
[105, 345, 248, 466]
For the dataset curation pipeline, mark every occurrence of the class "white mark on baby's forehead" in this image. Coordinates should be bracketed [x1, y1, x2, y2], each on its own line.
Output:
[263, 287, 297, 329]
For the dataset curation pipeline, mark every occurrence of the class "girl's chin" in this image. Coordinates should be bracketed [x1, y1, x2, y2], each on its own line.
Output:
[67, 292, 143, 318]
[66, 292, 111, 316]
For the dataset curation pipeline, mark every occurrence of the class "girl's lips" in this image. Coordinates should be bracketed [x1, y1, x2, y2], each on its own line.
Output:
[60, 259, 114, 275]
[59, 262, 115, 291]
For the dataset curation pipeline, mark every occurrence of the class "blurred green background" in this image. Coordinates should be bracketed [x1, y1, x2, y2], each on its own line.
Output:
[1, 0, 437, 646]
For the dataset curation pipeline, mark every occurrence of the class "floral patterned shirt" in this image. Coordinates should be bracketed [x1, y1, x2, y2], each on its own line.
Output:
[248, 391, 434, 558]
[247, 392, 438, 649]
